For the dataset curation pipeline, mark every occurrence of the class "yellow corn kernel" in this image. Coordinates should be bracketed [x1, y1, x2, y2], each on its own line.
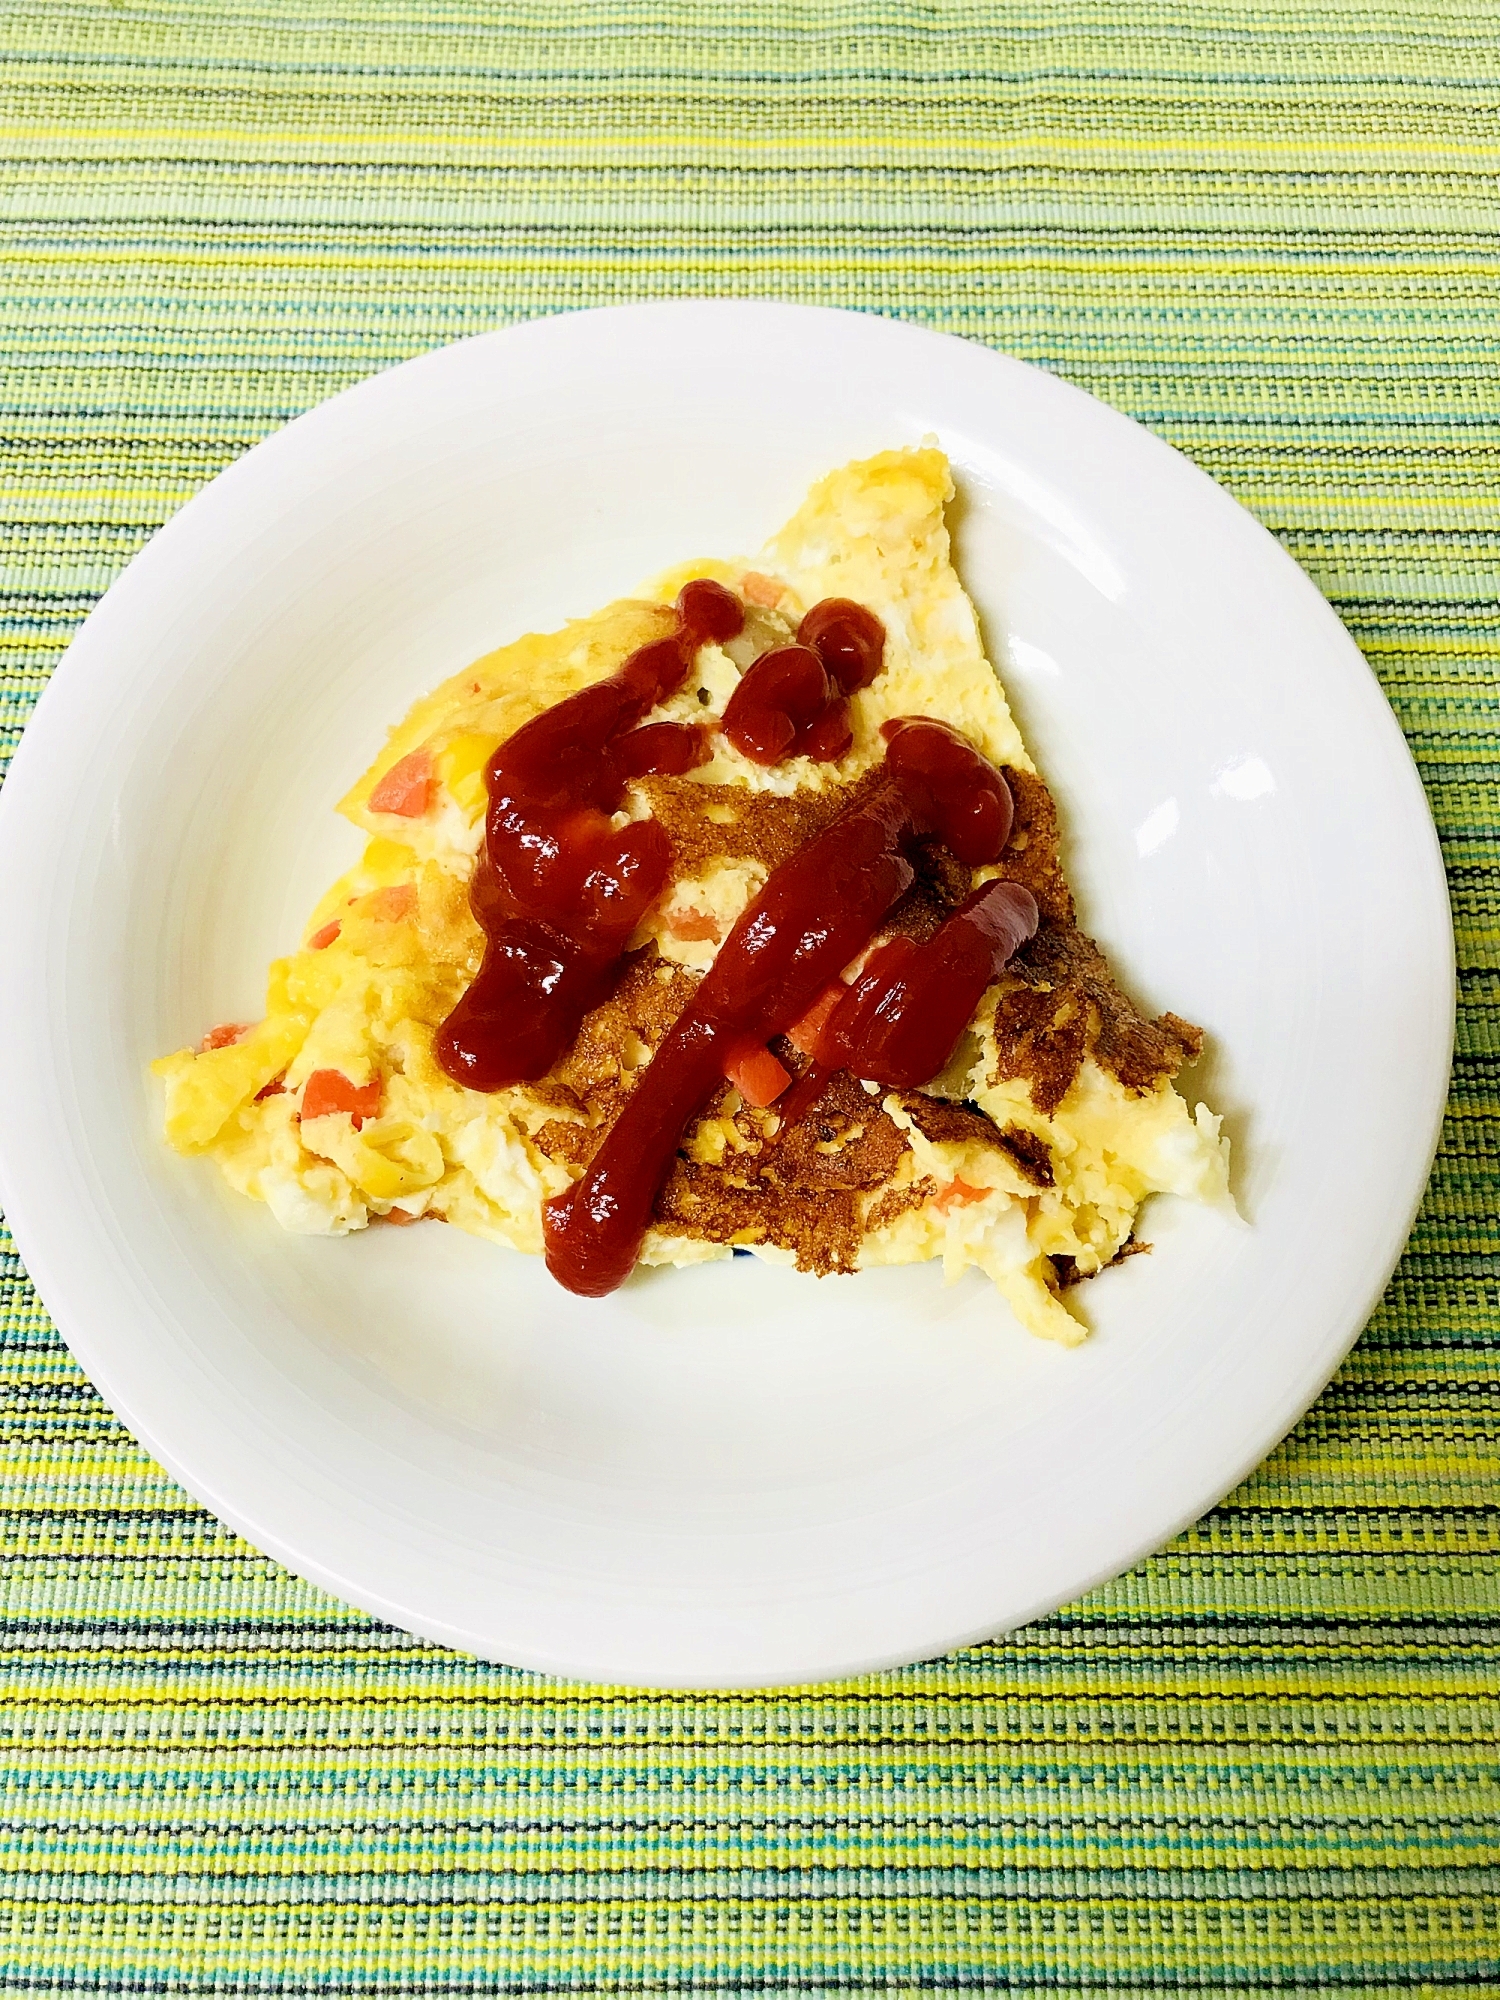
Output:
[438, 733, 499, 822]
[362, 837, 418, 883]
[153, 1010, 312, 1152]
[302, 1114, 445, 1203]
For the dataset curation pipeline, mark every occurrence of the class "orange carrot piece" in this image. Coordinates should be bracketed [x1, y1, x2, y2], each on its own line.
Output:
[300, 1069, 382, 1128]
[364, 882, 417, 921]
[667, 906, 721, 942]
[933, 1178, 990, 1213]
[307, 920, 341, 950]
[199, 1022, 252, 1052]
[724, 1044, 792, 1109]
[368, 748, 434, 818]
[741, 571, 785, 607]
[785, 982, 845, 1057]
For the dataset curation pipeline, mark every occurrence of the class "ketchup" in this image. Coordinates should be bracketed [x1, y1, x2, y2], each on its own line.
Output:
[813, 878, 1039, 1088]
[722, 646, 838, 765]
[881, 715, 1015, 863]
[432, 576, 1034, 1298]
[435, 579, 742, 1091]
[543, 717, 1032, 1297]
[797, 598, 886, 692]
[720, 600, 885, 767]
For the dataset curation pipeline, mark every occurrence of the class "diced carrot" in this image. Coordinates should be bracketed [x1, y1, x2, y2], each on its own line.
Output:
[933, 1178, 990, 1213]
[364, 882, 417, 922]
[368, 748, 434, 818]
[667, 905, 721, 942]
[199, 1022, 252, 1052]
[307, 920, 342, 951]
[724, 1043, 792, 1109]
[300, 1069, 382, 1128]
[741, 571, 785, 607]
[785, 982, 845, 1056]
[255, 1075, 286, 1101]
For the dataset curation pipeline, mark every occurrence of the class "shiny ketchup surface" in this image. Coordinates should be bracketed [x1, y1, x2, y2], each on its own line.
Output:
[720, 597, 885, 769]
[543, 716, 1037, 1298]
[813, 876, 1039, 1089]
[434, 579, 741, 1091]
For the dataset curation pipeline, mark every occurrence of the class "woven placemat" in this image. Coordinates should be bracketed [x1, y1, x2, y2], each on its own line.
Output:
[2, 3, 1496, 1991]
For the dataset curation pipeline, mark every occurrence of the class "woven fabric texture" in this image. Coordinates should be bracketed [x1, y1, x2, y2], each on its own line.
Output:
[2, 2, 1497, 1992]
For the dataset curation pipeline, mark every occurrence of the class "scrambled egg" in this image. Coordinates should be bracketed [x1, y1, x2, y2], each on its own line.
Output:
[154, 448, 1230, 1343]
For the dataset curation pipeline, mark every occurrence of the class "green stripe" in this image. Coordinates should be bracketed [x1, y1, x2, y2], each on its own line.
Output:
[1, 0, 1497, 1990]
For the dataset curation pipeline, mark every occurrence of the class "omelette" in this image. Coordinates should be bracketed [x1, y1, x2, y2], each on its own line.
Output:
[154, 448, 1230, 1343]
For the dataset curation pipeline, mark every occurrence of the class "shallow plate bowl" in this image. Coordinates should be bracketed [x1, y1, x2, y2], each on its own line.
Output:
[0, 303, 1452, 1686]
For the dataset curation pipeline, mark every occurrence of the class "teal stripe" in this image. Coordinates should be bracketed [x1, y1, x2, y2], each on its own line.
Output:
[1, 0, 1497, 1991]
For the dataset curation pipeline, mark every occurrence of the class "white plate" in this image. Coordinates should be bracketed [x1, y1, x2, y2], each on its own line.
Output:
[0, 303, 1452, 1687]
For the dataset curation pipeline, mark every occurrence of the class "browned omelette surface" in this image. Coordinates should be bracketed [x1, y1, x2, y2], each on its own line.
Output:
[525, 761, 1202, 1279]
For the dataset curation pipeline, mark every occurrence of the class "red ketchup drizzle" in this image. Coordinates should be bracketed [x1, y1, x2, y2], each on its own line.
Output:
[797, 598, 887, 693]
[722, 646, 837, 765]
[813, 878, 1039, 1088]
[542, 716, 1036, 1298]
[434, 579, 742, 1092]
[612, 720, 713, 778]
[720, 599, 886, 768]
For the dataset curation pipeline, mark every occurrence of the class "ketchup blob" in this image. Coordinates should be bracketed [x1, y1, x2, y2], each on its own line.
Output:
[721, 645, 835, 765]
[613, 721, 713, 778]
[798, 598, 886, 692]
[720, 600, 885, 768]
[800, 697, 853, 762]
[882, 716, 1015, 864]
[435, 580, 743, 1092]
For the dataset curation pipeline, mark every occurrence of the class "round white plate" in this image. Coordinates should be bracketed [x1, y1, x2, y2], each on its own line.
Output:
[0, 303, 1451, 1687]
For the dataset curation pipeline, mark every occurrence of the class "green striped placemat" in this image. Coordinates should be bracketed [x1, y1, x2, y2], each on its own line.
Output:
[1, 2, 1496, 1991]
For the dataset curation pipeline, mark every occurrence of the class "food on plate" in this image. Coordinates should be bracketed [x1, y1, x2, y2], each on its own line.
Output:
[153, 448, 1229, 1342]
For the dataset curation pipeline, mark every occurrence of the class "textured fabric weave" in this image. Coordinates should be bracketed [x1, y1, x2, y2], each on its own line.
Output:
[1, 2, 1497, 1991]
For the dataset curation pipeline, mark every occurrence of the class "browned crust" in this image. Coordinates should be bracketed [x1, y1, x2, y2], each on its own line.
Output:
[635, 767, 887, 878]
[864, 1178, 939, 1235]
[655, 1160, 868, 1275]
[1158, 1011, 1207, 1062]
[518, 758, 1199, 1270]
[996, 1124, 1056, 1189]
[996, 767, 1074, 927]
[894, 1091, 1055, 1188]
[862, 833, 974, 952]
[531, 1118, 594, 1167]
[524, 1078, 587, 1115]
[1051, 1238, 1152, 1290]
[546, 951, 701, 1133]
[771, 1069, 908, 1194]
[895, 1090, 1004, 1151]
[657, 1068, 917, 1275]
[995, 921, 1204, 1117]
[876, 882, 953, 946]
